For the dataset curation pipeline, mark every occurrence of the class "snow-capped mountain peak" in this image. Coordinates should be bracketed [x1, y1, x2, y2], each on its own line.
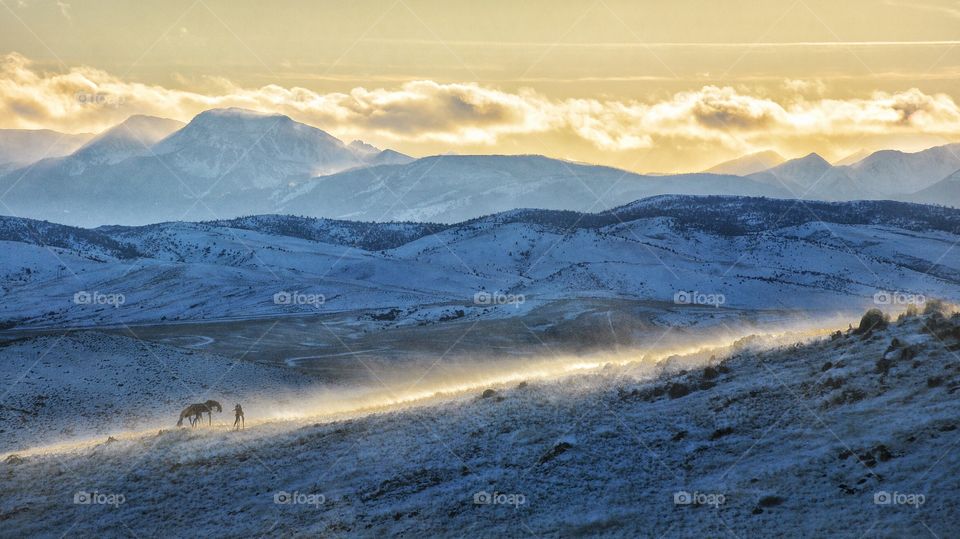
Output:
[348, 140, 381, 155]
[748, 152, 847, 196]
[703, 150, 785, 175]
[844, 143, 960, 195]
[71, 115, 185, 167]
[148, 107, 362, 189]
[784, 152, 830, 169]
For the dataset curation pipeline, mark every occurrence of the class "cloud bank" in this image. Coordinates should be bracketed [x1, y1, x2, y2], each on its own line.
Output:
[3, 52, 960, 159]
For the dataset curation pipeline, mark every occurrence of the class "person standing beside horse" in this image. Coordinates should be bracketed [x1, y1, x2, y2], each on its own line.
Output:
[233, 404, 244, 430]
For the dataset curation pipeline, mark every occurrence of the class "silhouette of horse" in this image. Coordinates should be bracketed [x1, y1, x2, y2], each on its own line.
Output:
[176, 400, 223, 427]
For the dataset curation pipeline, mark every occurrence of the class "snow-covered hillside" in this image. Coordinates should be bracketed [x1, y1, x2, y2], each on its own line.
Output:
[2, 308, 958, 536]
[0, 196, 958, 329]
[0, 332, 315, 453]
[911, 169, 960, 207]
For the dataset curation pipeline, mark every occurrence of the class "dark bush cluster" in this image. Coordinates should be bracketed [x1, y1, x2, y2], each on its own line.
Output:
[855, 309, 888, 335]
[203, 215, 447, 251]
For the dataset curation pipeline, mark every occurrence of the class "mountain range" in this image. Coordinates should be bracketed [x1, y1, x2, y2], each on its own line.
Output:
[2, 108, 960, 227]
[1, 195, 957, 329]
[0, 109, 413, 225]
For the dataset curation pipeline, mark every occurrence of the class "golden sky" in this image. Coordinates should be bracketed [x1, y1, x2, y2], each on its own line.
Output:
[3, 0, 960, 172]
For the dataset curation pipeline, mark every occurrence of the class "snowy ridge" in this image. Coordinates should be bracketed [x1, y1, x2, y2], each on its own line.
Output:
[0, 196, 959, 328]
[0, 216, 141, 260]
[200, 215, 445, 251]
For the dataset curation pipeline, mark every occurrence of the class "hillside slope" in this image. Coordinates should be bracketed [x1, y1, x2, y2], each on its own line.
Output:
[0, 197, 958, 328]
[1, 310, 958, 536]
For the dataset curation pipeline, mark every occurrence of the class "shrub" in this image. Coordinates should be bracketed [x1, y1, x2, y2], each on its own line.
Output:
[924, 299, 947, 316]
[667, 383, 691, 399]
[898, 304, 919, 321]
[855, 309, 888, 334]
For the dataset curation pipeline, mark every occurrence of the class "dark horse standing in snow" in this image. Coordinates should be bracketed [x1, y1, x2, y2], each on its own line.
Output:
[176, 400, 223, 427]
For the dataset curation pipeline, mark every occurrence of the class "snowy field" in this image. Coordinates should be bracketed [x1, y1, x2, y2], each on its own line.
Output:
[2, 309, 959, 537]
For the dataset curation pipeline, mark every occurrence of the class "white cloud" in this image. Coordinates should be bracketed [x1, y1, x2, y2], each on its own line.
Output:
[2, 53, 960, 155]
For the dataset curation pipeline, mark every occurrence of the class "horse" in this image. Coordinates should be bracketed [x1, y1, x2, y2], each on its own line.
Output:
[198, 400, 222, 425]
[177, 404, 207, 427]
[176, 400, 223, 427]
